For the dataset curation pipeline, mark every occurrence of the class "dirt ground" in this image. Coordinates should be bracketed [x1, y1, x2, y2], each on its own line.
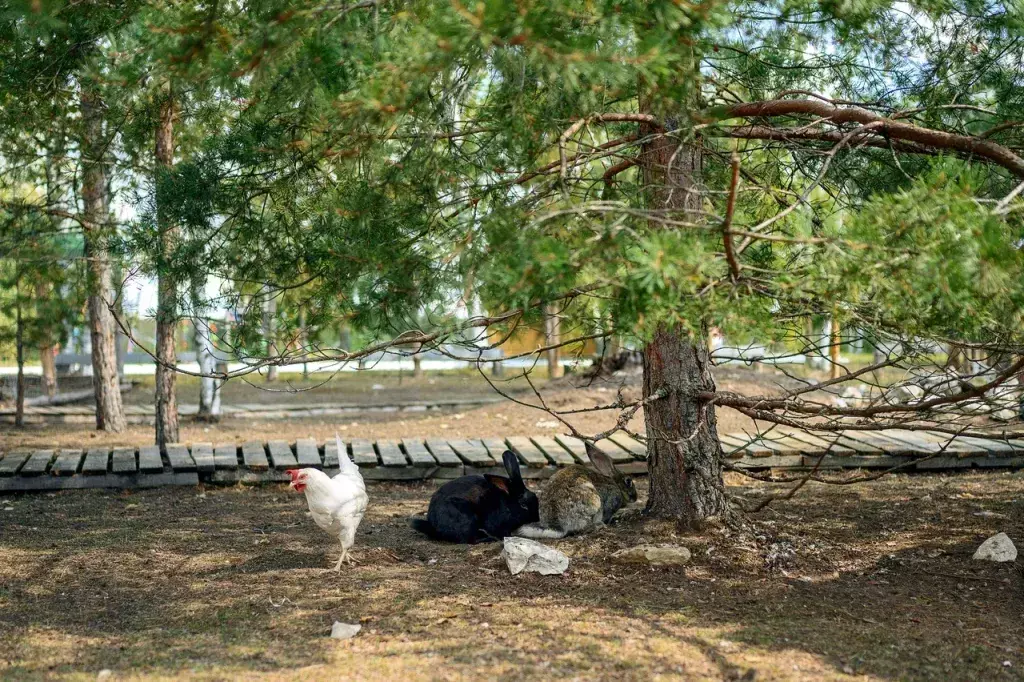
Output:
[1, 367, 776, 451]
[1, 471, 1022, 681]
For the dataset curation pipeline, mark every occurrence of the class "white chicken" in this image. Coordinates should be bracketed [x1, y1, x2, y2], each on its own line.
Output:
[287, 434, 368, 570]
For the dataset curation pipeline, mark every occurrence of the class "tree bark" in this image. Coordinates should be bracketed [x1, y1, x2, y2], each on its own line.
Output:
[830, 316, 841, 380]
[192, 284, 220, 420]
[544, 305, 563, 379]
[14, 275, 25, 428]
[80, 87, 126, 432]
[638, 101, 729, 525]
[36, 283, 58, 398]
[154, 87, 179, 446]
[412, 354, 424, 379]
[263, 287, 278, 381]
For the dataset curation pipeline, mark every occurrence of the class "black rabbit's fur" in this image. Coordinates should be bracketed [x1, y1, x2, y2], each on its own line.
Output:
[409, 450, 538, 543]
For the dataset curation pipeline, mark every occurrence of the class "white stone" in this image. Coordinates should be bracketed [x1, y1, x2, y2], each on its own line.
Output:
[973, 533, 1017, 562]
[97, 671, 113, 681]
[330, 622, 362, 639]
[501, 537, 569, 576]
[612, 544, 692, 566]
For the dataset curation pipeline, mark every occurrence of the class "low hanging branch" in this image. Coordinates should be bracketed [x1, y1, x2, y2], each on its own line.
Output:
[711, 99, 1024, 178]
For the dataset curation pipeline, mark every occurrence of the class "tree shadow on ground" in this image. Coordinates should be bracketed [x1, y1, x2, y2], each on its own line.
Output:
[0, 474, 1021, 680]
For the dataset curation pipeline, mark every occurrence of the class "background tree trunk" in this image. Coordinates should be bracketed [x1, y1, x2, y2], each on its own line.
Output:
[154, 87, 179, 446]
[412, 354, 424, 379]
[80, 86, 126, 432]
[544, 305, 563, 379]
[638, 105, 729, 525]
[35, 282, 58, 398]
[192, 283, 220, 420]
[263, 287, 278, 382]
[15, 275, 25, 428]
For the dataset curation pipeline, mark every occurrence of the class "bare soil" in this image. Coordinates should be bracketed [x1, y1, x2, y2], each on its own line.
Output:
[1, 471, 1022, 681]
[1, 368, 782, 451]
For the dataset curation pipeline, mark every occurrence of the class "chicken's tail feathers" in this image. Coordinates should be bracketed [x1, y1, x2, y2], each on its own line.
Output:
[408, 517, 436, 539]
[335, 432, 360, 475]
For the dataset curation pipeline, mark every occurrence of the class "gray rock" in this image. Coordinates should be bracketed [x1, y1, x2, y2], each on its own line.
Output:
[973, 533, 1018, 562]
[501, 537, 570, 575]
[330, 622, 362, 639]
[612, 544, 692, 566]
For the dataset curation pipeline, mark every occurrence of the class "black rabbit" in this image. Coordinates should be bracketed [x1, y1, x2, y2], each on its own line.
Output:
[409, 450, 539, 543]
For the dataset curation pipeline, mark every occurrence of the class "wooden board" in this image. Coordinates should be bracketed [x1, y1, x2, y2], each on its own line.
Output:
[138, 445, 164, 473]
[20, 450, 54, 476]
[167, 444, 198, 473]
[376, 441, 408, 467]
[609, 433, 647, 458]
[324, 438, 342, 468]
[425, 439, 463, 467]
[81, 448, 110, 475]
[593, 439, 634, 463]
[190, 443, 216, 473]
[781, 430, 856, 455]
[481, 438, 514, 466]
[839, 431, 916, 455]
[886, 429, 976, 454]
[267, 440, 298, 469]
[213, 443, 238, 470]
[505, 436, 549, 468]
[448, 439, 496, 466]
[111, 447, 137, 474]
[554, 434, 590, 464]
[51, 449, 83, 476]
[530, 436, 575, 466]
[719, 434, 775, 457]
[402, 439, 437, 466]
[241, 441, 269, 471]
[0, 470, 199, 492]
[295, 438, 322, 467]
[945, 434, 1020, 455]
[350, 439, 378, 467]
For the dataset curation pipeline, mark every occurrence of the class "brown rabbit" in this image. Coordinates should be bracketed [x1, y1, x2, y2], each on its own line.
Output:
[515, 442, 637, 539]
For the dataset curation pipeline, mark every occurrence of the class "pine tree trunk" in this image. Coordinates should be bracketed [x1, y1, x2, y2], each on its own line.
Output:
[545, 305, 563, 379]
[263, 288, 278, 382]
[637, 104, 728, 525]
[35, 283, 59, 398]
[154, 88, 179, 446]
[80, 87, 126, 432]
[15, 276, 25, 428]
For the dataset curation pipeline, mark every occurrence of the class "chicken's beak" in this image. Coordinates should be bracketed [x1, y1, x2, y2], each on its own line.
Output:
[286, 469, 301, 490]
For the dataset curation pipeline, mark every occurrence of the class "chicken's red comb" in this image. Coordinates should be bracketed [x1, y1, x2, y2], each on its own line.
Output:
[286, 469, 301, 482]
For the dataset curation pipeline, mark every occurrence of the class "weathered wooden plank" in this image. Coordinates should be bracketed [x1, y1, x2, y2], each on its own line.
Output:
[167, 444, 198, 473]
[608, 433, 647, 459]
[505, 436, 549, 468]
[0, 470, 199, 492]
[51, 449, 83, 476]
[267, 440, 298, 469]
[376, 441, 408, 467]
[0, 451, 30, 476]
[189, 443, 216, 473]
[240, 441, 269, 471]
[593, 438, 634, 463]
[448, 439, 496, 466]
[480, 438, 512, 464]
[887, 429, 977, 454]
[945, 434, 1020, 455]
[553, 434, 590, 464]
[111, 447, 137, 474]
[213, 443, 238, 470]
[781, 430, 856, 455]
[719, 434, 776, 457]
[425, 439, 463, 467]
[81, 448, 110, 475]
[138, 445, 164, 473]
[350, 439, 378, 467]
[530, 436, 575, 466]
[402, 439, 438, 466]
[295, 438, 322, 467]
[21, 450, 55, 476]
[324, 438, 342, 468]
[840, 430, 918, 455]
[733, 454, 805, 469]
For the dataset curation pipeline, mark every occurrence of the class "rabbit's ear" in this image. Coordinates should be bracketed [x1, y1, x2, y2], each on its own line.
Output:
[484, 475, 511, 494]
[502, 450, 522, 480]
[586, 442, 618, 478]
